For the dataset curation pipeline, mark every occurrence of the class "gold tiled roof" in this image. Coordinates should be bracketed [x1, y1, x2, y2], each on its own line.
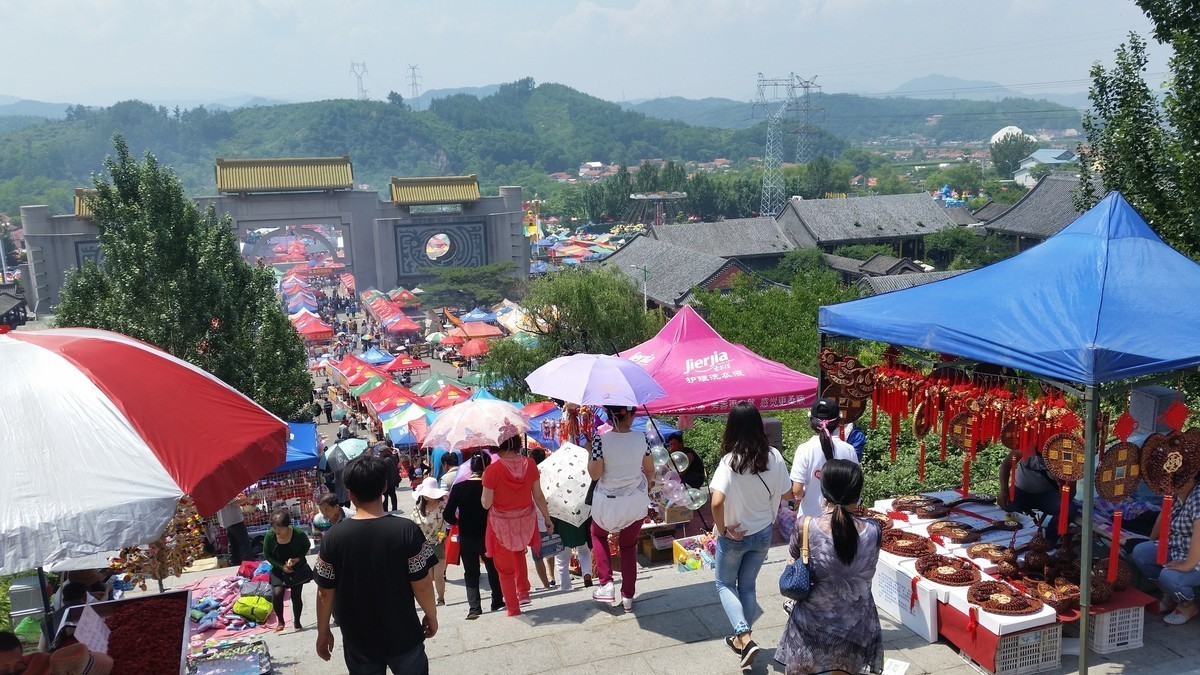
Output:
[74, 188, 96, 219]
[215, 156, 354, 193]
[390, 175, 480, 206]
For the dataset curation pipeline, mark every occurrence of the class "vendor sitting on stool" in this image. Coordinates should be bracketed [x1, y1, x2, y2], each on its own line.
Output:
[998, 448, 1076, 548]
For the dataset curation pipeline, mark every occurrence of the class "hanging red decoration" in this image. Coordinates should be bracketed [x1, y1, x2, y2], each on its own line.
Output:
[1009, 458, 1017, 503]
[1108, 510, 1123, 584]
[1158, 494, 1173, 565]
[1057, 484, 1070, 536]
[919, 441, 926, 483]
[1161, 399, 1191, 433]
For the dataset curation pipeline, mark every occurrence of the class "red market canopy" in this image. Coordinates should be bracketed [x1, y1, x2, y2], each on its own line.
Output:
[460, 337, 491, 357]
[382, 354, 431, 373]
[449, 322, 504, 339]
[296, 321, 334, 341]
[340, 363, 385, 386]
[441, 334, 465, 346]
[425, 384, 471, 410]
[340, 274, 356, 292]
[619, 305, 819, 414]
[388, 288, 421, 306]
[384, 314, 422, 333]
[361, 382, 422, 417]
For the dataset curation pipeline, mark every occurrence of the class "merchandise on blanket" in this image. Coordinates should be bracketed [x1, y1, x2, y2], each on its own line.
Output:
[231, 595, 272, 623]
[914, 553, 981, 586]
[239, 581, 272, 598]
[967, 580, 1044, 616]
[236, 561, 258, 578]
[880, 530, 936, 557]
[188, 637, 273, 675]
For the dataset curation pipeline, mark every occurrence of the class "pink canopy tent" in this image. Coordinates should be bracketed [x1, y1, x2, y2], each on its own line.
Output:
[619, 305, 818, 414]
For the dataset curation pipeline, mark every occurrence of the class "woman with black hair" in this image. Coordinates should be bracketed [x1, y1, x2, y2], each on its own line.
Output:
[445, 452, 504, 619]
[263, 510, 313, 631]
[587, 404, 654, 611]
[789, 398, 860, 517]
[710, 402, 792, 669]
[777, 459, 883, 674]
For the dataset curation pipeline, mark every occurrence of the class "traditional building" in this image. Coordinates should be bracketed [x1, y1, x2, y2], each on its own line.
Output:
[821, 253, 926, 285]
[647, 217, 795, 270]
[856, 269, 969, 296]
[21, 157, 525, 314]
[1013, 149, 1076, 187]
[984, 172, 1092, 250]
[602, 234, 751, 310]
[775, 193, 959, 259]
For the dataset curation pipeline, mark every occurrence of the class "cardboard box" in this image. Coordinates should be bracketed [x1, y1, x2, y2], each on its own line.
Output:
[661, 505, 693, 525]
[872, 556, 939, 642]
[639, 533, 675, 563]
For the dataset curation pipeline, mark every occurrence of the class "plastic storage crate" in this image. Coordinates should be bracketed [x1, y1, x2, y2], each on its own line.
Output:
[1087, 605, 1144, 654]
[961, 623, 1062, 675]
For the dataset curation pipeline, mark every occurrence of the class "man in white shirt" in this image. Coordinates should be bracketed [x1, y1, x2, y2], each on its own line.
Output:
[789, 398, 860, 517]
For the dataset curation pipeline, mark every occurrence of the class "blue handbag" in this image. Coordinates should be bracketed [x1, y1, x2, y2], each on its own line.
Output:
[779, 516, 813, 601]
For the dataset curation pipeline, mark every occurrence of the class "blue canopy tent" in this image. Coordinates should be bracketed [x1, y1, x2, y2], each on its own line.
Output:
[358, 347, 395, 366]
[819, 192, 1200, 670]
[274, 422, 320, 472]
[460, 308, 497, 322]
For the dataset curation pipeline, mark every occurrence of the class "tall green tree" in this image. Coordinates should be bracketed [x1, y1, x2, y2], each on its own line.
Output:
[55, 136, 311, 419]
[989, 132, 1040, 178]
[419, 262, 520, 309]
[1077, 29, 1189, 253]
[483, 267, 662, 400]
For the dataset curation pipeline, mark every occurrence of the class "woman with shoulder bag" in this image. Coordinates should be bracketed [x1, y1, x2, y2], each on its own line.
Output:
[263, 510, 313, 632]
[710, 402, 792, 669]
[777, 459, 883, 675]
[588, 405, 654, 611]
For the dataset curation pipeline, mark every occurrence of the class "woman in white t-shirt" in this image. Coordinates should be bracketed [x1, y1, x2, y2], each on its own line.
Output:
[790, 398, 860, 517]
[710, 402, 792, 669]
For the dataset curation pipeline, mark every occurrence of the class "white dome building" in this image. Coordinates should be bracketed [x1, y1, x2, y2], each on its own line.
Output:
[990, 125, 1037, 145]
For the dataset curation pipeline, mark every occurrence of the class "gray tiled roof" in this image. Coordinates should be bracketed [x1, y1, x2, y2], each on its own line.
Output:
[857, 270, 970, 296]
[602, 234, 739, 308]
[858, 253, 911, 275]
[971, 201, 1010, 222]
[822, 253, 868, 274]
[650, 218, 795, 258]
[942, 206, 979, 225]
[985, 172, 1095, 239]
[780, 193, 958, 244]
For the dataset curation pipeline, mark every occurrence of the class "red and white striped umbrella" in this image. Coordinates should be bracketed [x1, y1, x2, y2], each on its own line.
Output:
[0, 328, 287, 573]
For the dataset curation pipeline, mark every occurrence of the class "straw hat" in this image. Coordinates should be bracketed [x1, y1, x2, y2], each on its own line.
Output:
[49, 643, 114, 675]
[413, 477, 448, 502]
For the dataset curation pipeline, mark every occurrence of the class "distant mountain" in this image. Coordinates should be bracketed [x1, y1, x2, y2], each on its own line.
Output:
[626, 92, 1082, 142]
[0, 95, 21, 105]
[0, 99, 71, 119]
[886, 74, 1089, 110]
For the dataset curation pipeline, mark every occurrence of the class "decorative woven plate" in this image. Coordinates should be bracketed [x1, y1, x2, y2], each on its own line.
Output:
[968, 581, 1044, 616]
[1034, 580, 1079, 613]
[1096, 441, 1142, 501]
[912, 400, 933, 438]
[849, 505, 894, 531]
[891, 495, 942, 513]
[947, 412, 974, 452]
[928, 521, 979, 543]
[881, 530, 936, 557]
[1140, 431, 1200, 494]
[1042, 432, 1087, 482]
[824, 383, 868, 425]
[915, 554, 981, 586]
[966, 543, 1016, 563]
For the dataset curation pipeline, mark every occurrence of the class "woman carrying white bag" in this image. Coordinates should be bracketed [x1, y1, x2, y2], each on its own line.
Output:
[587, 404, 654, 611]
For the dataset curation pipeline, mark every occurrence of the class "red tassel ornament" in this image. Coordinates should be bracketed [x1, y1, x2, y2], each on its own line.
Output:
[1058, 484, 1070, 536]
[961, 457, 971, 497]
[919, 441, 926, 483]
[1108, 510, 1123, 584]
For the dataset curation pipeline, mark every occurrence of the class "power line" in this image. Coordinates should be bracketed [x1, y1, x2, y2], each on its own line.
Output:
[753, 73, 800, 218]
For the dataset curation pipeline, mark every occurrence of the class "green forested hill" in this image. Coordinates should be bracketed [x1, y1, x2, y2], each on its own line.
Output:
[0, 79, 764, 217]
[0, 78, 1080, 220]
[627, 93, 1083, 142]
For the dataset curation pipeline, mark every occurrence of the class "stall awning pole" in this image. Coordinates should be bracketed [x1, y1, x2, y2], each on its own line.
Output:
[1077, 385, 1099, 673]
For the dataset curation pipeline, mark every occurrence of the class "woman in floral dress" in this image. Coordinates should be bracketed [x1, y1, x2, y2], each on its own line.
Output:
[411, 477, 449, 605]
[776, 459, 883, 675]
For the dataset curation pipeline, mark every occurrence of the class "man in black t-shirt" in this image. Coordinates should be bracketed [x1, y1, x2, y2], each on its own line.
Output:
[315, 455, 438, 674]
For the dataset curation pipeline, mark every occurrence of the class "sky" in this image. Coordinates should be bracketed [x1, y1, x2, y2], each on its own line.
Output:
[0, 0, 1172, 106]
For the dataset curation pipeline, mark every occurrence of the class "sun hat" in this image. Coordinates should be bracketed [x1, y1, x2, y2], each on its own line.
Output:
[412, 477, 448, 502]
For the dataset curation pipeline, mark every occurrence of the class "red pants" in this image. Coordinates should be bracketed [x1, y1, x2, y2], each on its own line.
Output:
[591, 519, 640, 600]
[488, 547, 530, 616]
